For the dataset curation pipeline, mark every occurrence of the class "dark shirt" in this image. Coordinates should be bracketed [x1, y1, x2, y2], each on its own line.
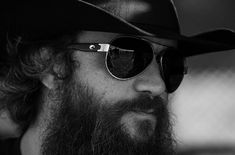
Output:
[0, 138, 21, 155]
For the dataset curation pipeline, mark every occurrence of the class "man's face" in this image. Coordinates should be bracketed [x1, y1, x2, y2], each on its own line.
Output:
[42, 31, 176, 155]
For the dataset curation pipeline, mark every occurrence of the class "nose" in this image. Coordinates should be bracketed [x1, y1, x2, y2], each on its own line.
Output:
[133, 60, 166, 97]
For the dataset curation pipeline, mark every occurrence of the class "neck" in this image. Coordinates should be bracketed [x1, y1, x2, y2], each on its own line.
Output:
[20, 125, 42, 155]
[20, 88, 53, 155]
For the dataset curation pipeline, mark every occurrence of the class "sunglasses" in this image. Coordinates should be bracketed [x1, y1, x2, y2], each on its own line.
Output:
[68, 36, 187, 93]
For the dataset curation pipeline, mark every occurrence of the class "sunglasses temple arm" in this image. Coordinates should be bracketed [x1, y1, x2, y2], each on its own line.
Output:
[68, 43, 134, 53]
[99, 44, 134, 53]
[97, 44, 110, 52]
[67, 43, 109, 53]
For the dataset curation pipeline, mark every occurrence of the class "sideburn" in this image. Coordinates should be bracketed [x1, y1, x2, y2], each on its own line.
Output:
[41, 78, 99, 155]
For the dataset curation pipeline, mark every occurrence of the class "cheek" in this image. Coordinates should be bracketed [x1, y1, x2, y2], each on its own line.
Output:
[73, 53, 136, 104]
[81, 69, 135, 104]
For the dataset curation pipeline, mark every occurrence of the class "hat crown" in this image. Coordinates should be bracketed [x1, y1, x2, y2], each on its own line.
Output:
[2, 0, 180, 41]
[85, 0, 180, 33]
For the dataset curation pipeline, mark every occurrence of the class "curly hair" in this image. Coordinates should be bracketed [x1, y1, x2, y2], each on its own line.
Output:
[0, 34, 77, 132]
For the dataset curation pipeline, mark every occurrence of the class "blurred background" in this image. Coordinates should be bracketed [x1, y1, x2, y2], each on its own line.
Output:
[172, 0, 235, 154]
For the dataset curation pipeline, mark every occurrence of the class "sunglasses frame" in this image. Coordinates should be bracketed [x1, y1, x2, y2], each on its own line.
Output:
[67, 36, 187, 92]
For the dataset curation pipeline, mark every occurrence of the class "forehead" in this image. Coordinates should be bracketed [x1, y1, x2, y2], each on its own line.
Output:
[76, 31, 177, 47]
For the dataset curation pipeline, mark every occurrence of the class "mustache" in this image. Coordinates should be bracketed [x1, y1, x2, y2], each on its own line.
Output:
[99, 95, 167, 117]
[95, 95, 169, 137]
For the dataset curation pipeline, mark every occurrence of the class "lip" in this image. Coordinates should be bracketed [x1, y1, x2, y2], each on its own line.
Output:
[145, 109, 155, 113]
[133, 108, 155, 114]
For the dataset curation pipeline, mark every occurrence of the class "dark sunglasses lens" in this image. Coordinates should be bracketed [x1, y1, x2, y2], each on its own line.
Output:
[107, 37, 153, 78]
[160, 50, 185, 93]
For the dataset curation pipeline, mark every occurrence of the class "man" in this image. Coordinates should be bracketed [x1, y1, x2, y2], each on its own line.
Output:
[0, 0, 235, 155]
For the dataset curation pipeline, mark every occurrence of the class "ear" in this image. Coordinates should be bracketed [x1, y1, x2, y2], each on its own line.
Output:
[41, 74, 56, 89]
[0, 110, 21, 138]
[0, 109, 8, 119]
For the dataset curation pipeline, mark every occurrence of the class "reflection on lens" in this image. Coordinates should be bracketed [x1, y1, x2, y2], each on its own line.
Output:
[107, 37, 153, 79]
[108, 47, 135, 78]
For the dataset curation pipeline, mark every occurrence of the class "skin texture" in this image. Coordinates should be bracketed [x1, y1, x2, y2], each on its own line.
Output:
[19, 31, 177, 155]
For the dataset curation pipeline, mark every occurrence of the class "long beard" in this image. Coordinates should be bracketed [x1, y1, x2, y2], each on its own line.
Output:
[41, 79, 175, 155]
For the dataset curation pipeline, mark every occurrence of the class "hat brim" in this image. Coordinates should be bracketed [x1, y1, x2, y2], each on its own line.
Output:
[2, 0, 235, 57]
[128, 24, 235, 57]
[176, 29, 235, 57]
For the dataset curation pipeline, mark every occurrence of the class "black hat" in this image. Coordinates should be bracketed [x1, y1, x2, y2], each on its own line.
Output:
[1, 0, 235, 57]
